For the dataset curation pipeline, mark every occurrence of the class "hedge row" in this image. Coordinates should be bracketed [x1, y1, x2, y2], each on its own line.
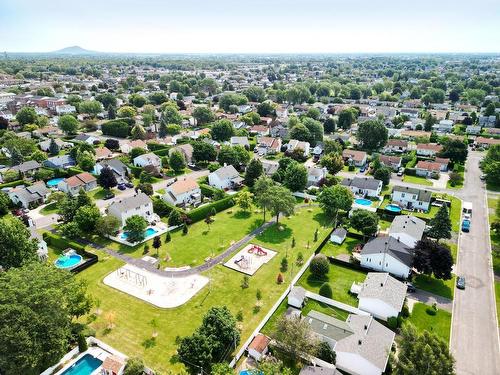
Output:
[147, 143, 170, 152]
[0, 179, 28, 188]
[43, 232, 86, 253]
[153, 148, 171, 157]
[129, 165, 143, 178]
[152, 197, 177, 217]
[67, 167, 85, 176]
[404, 168, 417, 176]
[200, 183, 224, 198]
[186, 195, 236, 223]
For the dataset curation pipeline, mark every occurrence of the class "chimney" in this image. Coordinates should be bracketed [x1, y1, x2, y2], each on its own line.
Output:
[380, 283, 383, 287]
[358, 340, 362, 345]
[364, 325, 368, 330]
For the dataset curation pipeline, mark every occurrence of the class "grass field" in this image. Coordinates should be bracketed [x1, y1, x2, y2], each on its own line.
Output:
[40, 202, 58, 215]
[403, 175, 433, 186]
[404, 302, 451, 342]
[321, 237, 361, 258]
[76, 205, 329, 373]
[446, 165, 465, 190]
[413, 274, 455, 300]
[297, 263, 367, 306]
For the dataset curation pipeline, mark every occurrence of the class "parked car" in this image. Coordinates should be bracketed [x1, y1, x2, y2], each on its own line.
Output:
[461, 219, 471, 232]
[359, 166, 366, 173]
[117, 183, 126, 190]
[480, 174, 486, 181]
[397, 167, 405, 176]
[405, 282, 416, 293]
[456, 276, 466, 290]
[125, 182, 134, 188]
[104, 191, 115, 200]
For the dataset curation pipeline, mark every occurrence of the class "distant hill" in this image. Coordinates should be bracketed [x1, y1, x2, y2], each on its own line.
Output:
[52, 46, 98, 55]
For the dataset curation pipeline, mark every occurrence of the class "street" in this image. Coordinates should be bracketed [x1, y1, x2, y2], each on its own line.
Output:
[451, 151, 500, 375]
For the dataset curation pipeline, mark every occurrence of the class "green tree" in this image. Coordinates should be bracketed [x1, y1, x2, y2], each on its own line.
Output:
[192, 141, 217, 162]
[117, 105, 137, 118]
[323, 117, 336, 133]
[350, 209, 379, 240]
[131, 124, 146, 140]
[79, 100, 103, 117]
[235, 191, 253, 212]
[193, 106, 215, 125]
[284, 162, 308, 192]
[74, 205, 101, 233]
[0, 263, 92, 375]
[317, 185, 353, 226]
[96, 215, 121, 237]
[319, 282, 333, 299]
[168, 209, 183, 226]
[15, 106, 38, 126]
[310, 254, 330, 278]
[96, 92, 117, 108]
[393, 324, 454, 375]
[273, 315, 319, 363]
[373, 166, 391, 186]
[211, 363, 234, 375]
[160, 105, 182, 125]
[338, 108, 356, 130]
[211, 119, 234, 141]
[0, 191, 10, 215]
[439, 139, 468, 164]
[123, 215, 148, 243]
[0, 215, 38, 269]
[76, 150, 95, 171]
[97, 166, 118, 190]
[48, 138, 60, 155]
[357, 120, 388, 150]
[268, 184, 295, 223]
[129, 93, 146, 108]
[169, 150, 186, 172]
[289, 123, 311, 143]
[123, 357, 145, 375]
[427, 204, 452, 242]
[480, 145, 500, 186]
[58, 114, 79, 134]
[244, 158, 263, 186]
[254, 176, 275, 221]
[413, 239, 453, 280]
[10, 147, 24, 166]
[320, 152, 344, 175]
[302, 117, 324, 146]
[217, 145, 239, 166]
[243, 85, 266, 102]
[61, 221, 81, 239]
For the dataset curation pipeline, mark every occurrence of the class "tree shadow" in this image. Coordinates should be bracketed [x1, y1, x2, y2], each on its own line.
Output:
[246, 218, 265, 234]
[306, 273, 330, 288]
[169, 354, 180, 365]
[256, 223, 292, 244]
[142, 337, 157, 349]
[233, 210, 251, 220]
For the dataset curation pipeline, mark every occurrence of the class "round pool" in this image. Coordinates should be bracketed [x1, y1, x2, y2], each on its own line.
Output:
[386, 204, 402, 213]
[120, 227, 158, 240]
[354, 198, 372, 206]
[54, 254, 83, 269]
[46, 177, 65, 187]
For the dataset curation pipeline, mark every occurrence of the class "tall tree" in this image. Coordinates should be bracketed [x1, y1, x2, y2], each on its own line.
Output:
[244, 158, 263, 186]
[58, 115, 79, 135]
[317, 185, 353, 226]
[413, 239, 453, 280]
[254, 176, 275, 222]
[273, 315, 319, 363]
[427, 204, 452, 242]
[15, 106, 38, 126]
[357, 120, 388, 150]
[48, 138, 60, 155]
[211, 120, 235, 141]
[169, 150, 186, 172]
[123, 215, 148, 243]
[283, 163, 308, 192]
[439, 139, 468, 164]
[98, 166, 118, 190]
[268, 185, 295, 223]
[0, 215, 38, 269]
[350, 209, 379, 240]
[320, 153, 344, 175]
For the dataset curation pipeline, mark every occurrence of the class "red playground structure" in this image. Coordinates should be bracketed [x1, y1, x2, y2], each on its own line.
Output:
[248, 245, 267, 256]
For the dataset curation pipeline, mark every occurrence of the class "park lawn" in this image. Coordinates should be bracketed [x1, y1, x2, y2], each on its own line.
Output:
[379, 219, 393, 230]
[77, 205, 329, 373]
[321, 237, 361, 258]
[297, 263, 367, 307]
[40, 202, 58, 215]
[413, 274, 455, 300]
[403, 175, 433, 186]
[404, 302, 451, 342]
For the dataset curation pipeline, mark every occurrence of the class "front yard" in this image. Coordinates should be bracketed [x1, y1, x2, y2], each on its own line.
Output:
[404, 302, 451, 342]
[403, 175, 433, 186]
[412, 274, 455, 300]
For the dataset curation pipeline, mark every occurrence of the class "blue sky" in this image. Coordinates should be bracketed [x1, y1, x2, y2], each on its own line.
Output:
[1, 0, 499, 53]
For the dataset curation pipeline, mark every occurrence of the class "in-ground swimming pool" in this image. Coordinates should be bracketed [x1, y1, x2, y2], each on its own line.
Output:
[54, 254, 83, 269]
[354, 198, 372, 206]
[60, 354, 103, 375]
[120, 227, 158, 240]
[46, 177, 65, 187]
[386, 204, 402, 213]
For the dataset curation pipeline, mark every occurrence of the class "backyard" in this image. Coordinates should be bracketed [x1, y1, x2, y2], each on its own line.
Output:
[75, 204, 330, 373]
[404, 302, 452, 342]
[321, 237, 361, 259]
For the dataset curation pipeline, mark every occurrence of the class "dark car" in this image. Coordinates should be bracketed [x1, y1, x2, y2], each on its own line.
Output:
[359, 166, 366, 173]
[104, 192, 115, 200]
[405, 282, 416, 293]
[456, 276, 466, 290]
[461, 219, 471, 232]
[125, 182, 134, 188]
[117, 183, 126, 191]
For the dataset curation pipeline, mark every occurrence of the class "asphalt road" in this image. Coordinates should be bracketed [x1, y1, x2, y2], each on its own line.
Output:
[451, 151, 500, 375]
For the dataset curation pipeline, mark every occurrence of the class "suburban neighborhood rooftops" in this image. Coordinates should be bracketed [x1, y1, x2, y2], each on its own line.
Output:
[341, 176, 382, 191]
[416, 160, 441, 171]
[212, 165, 240, 180]
[10, 160, 41, 172]
[358, 272, 407, 312]
[169, 178, 199, 195]
[306, 310, 354, 342]
[392, 185, 432, 202]
[389, 215, 426, 241]
[417, 143, 443, 152]
[249, 334, 270, 354]
[64, 172, 96, 187]
[342, 149, 366, 162]
[108, 192, 151, 213]
[362, 236, 413, 267]
[299, 366, 339, 375]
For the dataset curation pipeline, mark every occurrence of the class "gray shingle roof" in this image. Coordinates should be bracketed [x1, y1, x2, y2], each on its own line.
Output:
[358, 272, 407, 312]
[213, 165, 239, 180]
[392, 185, 432, 203]
[389, 215, 425, 242]
[108, 192, 152, 214]
[300, 366, 339, 375]
[362, 237, 413, 267]
[341, 177, 382, 191]
[306, 310, 354, 343]
[11, 160, 41, 173]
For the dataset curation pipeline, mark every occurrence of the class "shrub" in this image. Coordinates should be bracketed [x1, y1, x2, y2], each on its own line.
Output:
[200, 183, 224, 199]
[387, 316, 398, 329]
[77, 334, 88, 352]
[316, 341, 336, 364]
[319, 282, 333, 299]
[426, 307, 437, 316]
[186, 195, 235, 223]
[152, 197, 176, 217]
[277, 273, 284, 284]
[348, 165, 355, 171]
[401, 301, 410, 318]
[280, 257, 288, 272]
[241, 275, 249, 289]
[309, 254, 330, 278]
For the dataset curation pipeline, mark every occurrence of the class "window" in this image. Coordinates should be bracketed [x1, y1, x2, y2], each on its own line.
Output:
[401, 193, 405, 197]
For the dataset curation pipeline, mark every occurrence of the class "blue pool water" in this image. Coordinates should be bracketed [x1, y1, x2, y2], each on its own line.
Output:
[61, 354, 102, 375]
[46, 177, 65, 187]
[354, 198, 372, 206]
[386, 204, 402, 213]
[120, 227, 158, 240]
[54, 254, 83, 269]
[240, 371, 262, 375]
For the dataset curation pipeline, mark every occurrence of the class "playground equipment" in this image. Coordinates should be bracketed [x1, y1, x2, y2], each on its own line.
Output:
[248, 245, 267, 256]
[234, 255, 250, 269]
[118, 268, 148, 288]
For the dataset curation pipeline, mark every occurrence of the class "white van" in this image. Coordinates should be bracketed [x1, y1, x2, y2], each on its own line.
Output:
[463, 201, 472, 219]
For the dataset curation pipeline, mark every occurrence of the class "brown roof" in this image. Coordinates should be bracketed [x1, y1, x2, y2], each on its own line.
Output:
[386, 139, 408, 147]
[416, 160, 441, 171]
[476, 137, 500, 145]
[170, 178, 199, 194]
[342, 149, 367, 162]
[95, 147, 112, 159]
[380, 155, 401, 165]
[249, 334, 270, 353]
[65, 172, 96, 187]
[417, 143, 443, 152]
[434, 157, 450, 165]
[102, 355, 125, 374]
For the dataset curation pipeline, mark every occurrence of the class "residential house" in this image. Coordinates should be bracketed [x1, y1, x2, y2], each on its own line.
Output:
[208, 165, 243, 190]
[261, 159, 279, 176]
[120, 139, 148, 154]
[256, 136, 282, 155]
[249, 125, 269, 136]
[162, 178, 201, 206]
[434, 157, 450, 172]
[55, 104, 76, 115]
[248, 334, 271, 362]
[475, 136, 500, 148]
[169, 144, 194, 164]
[433, 119, 454, 133]
[306, 310, 394, 375]
[101, 355, 126, 375]
[74, 133, 99, 145]
[30, 226, 48, 260]
[383, 139, 408, 154]
[57, 172, 97, 196]
[269, 120, 289, 138]
[388, 215, 426, 248]
[288, 286, 307, 309]
[354, 272, 407, 321]
[39, 138, 72, 152]
[94, 159, 130, 184]
[299, 366, 338, 375]
[43, 155, 76, 169]
[306, 166, 327, 187]
[479, 115, 496, 128]
[95, 147, 114, 160]
[466, 125, 481, 135]
[416, 143, 442, 157]
[311, 142, 324, 161]
[400, 108, 419, 118]
[230, 136, 250, 149]
[330, 227, 347, 245]
[133, 152, 161, 168]
[8, 181, 49, 208]
[379, 155, 401, 171]
[341, 177, 382, 198]
[107, 192, 154, 226]
[360, 236, 413, 278]
[415, 160, 441, 177]
[392, 185, 432, 211]
[9, 160, 41, 179]
[287, 139, 310, 156]
[342, 149, 367, 167]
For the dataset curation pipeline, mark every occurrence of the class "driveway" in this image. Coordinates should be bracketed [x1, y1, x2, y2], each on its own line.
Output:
[407, 288, 453, 312]
[450, 151, 500, 374]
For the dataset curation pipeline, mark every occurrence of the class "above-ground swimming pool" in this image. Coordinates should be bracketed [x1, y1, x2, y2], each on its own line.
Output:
[386, 204, 402, 213]
[60, 354, 102, 375]
[120, 227, 158, 240]
[54, 254, 83, 269]
[46, 177, 65, 187]
[354, 198, 372, 206]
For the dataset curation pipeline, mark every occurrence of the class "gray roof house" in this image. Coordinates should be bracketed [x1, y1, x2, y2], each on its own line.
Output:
[230, 136, 250, 149]
[43, 155, 76, 169]
[8, 181, 49, 208]
[388, 215, 426, 248]
[330, 228, 347, 244]
[10, 160, 41, 176]
[94, 158, 130, 183]
[341, 177, 383, 198]
[107, 192, 154, 226]
[360, 236, 413, 279]
[299, 366, 339, 375]
[208, 165, 243, 190]
[288, 286, 307, 309]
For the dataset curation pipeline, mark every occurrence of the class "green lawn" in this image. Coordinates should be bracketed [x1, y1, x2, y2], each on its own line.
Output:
[413, 274, 455, 300]
[496, 282, 500, 326]
[403, 175, 433, 186]
[445, 241, 458, 263]
[77, 205, 329, 373]
[404, 302, 451, 342]
[488, 195, 500, 324]
[321, 237, 361, 259]
[40, 202, 58, 215]
[446, 165, 465, 190]
[89, 187, 116, 200]
[297, 263, 367, 306]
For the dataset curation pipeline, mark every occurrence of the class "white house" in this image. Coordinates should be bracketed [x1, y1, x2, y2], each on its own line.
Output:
[288, 286, 307, 309]
[433, 119, 453, 133]
[415, 160, 441, 177]
[287, 139, 310, 156]
[361, 237, 413, 279]
[57, 172, 97, 196]
[133, 152, 161, 168]
[120, 139, 148, 154]
[162, 178, 201, 206]
[256, 136, 282, 155]
[248, 334, 271, 362]
[392, 185, 432, 211]
[74, 133, 100, 145]
[416, 143, 442, 157]
[354, 272, 407, 321]
[388, 215, 426, 248]
[8, 182, 49, 209]
[208, 165, 243, 190]
[307, 166, 327, 187]
[341, 177, 382, 198]
[383, 139, 408, 154]
[107, 192, 154, 226]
